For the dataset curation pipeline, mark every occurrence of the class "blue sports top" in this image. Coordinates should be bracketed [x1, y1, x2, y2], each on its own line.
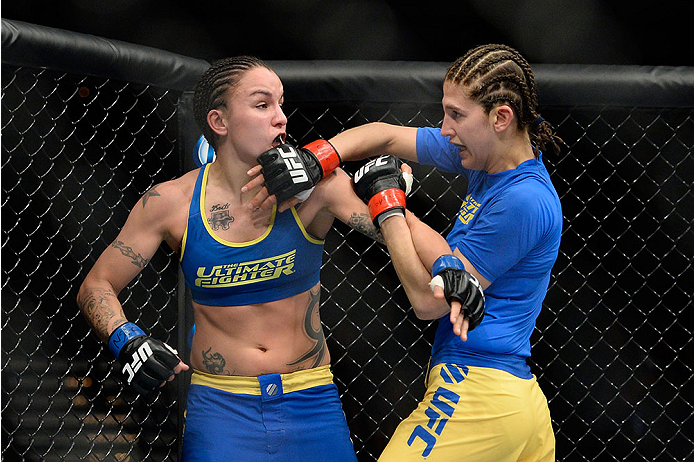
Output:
[180, 164, 324, 306]
[417, 127, 562, 379]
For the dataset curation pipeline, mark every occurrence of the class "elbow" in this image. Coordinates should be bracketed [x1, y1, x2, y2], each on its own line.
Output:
[76, 282, 89, 313]
[410, 297, 447, 321]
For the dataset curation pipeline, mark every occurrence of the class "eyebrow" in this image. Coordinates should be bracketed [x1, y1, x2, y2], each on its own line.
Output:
[249, 89, 284, 100]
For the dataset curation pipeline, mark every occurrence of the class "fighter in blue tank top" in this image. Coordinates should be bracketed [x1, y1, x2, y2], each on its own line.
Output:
[416, 127, 562, 379]
[180, 163, 324, 307]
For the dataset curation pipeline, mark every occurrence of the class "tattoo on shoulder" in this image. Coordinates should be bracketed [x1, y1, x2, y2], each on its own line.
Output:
[202, 347, 232, 375]
[142, 187, 161, 208]
[112, 240, 150, 268]
[347, 212, 385, 244]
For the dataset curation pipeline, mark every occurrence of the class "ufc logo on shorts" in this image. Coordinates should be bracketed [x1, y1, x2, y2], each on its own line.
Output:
[354, 156, 388, 183]
[122, 343, 153, 384]
[407, 364, 466, 457]
[278, 146, 309, 184]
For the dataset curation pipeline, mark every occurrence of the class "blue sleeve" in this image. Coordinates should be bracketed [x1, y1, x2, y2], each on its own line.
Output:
[455, 186, 545, 282]
[416, 127, 468, 176]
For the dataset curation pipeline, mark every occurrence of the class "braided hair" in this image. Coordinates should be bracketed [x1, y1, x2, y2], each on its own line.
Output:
[193, 56, 271, 151]
[446, 44, 563, 156]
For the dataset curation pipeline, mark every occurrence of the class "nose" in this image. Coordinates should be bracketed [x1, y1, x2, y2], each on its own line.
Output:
[274, 105, 287, 127]
[440, 115, 454, 138]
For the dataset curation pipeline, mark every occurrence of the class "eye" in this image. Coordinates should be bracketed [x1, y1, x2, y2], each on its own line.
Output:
[447, 110, 462, 120]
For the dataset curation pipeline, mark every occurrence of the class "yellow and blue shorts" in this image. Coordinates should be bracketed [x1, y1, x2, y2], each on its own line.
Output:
[182, 365, 358, 462]
[379, 363, 555, 462]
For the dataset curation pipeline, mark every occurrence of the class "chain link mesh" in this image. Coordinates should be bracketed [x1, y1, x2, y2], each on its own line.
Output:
[2, 63, 693, 462]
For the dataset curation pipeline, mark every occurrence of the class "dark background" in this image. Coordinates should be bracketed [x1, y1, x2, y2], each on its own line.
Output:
[3, 0, 692, 66]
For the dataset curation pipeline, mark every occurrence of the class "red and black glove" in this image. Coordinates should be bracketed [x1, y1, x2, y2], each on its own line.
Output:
[108, 322, 181, 395]
[429, 255, 485, 331]
[352, 155, 412, 227]
[257, 140, 341, 204]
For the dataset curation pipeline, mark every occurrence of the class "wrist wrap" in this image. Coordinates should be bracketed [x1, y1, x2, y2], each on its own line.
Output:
[108, 322, 146, 358]
[303, 139, 341, 178]
[431, 254, 465, 276]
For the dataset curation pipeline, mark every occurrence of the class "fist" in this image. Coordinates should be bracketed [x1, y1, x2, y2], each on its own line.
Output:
[118, 335, 182, 395]
[258, 140, 340, 205]
[352, 155, 412, 227]
[429, 255, 485, 331]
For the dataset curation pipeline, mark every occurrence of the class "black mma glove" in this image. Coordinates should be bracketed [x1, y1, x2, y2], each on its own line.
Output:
[352, 155, 413, 227]
[258, 139, 341, 205]
[429, 255, 485, 331]
[108, 322, 181, 395]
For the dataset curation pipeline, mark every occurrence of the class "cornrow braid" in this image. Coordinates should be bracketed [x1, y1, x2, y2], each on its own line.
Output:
[446, 44, 563, 156]
[193, 56, 270, 151]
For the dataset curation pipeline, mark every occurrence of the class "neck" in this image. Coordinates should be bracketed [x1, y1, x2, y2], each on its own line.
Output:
[206, 152, 260, 205]
[486, 133, 535, 174]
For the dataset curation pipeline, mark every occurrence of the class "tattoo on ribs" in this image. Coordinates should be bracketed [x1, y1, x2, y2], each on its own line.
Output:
[287, 288, 326, 368]
[142, 187, 161, 208]
[112, 240, 150, 268]
[348, 212, 385, 244]
[202, 347, 231, 375]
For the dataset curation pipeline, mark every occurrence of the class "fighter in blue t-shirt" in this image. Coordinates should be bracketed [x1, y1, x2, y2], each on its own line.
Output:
[244, 44, 563, 462]
[254, 121, 561, 462]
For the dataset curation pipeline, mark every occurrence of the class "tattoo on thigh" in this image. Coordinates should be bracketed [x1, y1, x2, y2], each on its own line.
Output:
[348, 212, 385, 244]
[202, 347, 232, 375]
[287, 287, 326, 368]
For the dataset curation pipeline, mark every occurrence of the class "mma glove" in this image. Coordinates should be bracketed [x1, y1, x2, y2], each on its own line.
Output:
[108, 322, 181, 395]
[352, 155, 413, 227]
[429, 255, 485, 331]
[258, 139, 342, 204]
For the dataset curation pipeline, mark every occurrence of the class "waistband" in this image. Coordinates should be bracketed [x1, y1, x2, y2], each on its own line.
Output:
[190, 365, 334, 396]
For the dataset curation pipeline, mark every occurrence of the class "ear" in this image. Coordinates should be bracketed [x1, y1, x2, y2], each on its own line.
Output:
[492, 104, 514, 133]
[207, 109, 228, 137]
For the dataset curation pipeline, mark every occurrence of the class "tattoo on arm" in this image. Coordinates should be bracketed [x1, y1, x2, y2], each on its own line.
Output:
[77, 288, 127, 342]
[202, 347, 232, 375]
[287, 287, 326, 369]
[112, 240, 150, 268]
[142, 187, 161, 208]
[347, 212, 385, 244]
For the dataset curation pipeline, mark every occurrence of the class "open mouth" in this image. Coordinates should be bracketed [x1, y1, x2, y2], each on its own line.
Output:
[272, 133, 286, 147]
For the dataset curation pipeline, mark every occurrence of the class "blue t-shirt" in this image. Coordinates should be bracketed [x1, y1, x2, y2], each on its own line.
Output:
[416, 127, 562, 378]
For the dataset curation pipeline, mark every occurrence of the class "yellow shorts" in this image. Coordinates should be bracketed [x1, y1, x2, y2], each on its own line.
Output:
[379, 363, 555, 462]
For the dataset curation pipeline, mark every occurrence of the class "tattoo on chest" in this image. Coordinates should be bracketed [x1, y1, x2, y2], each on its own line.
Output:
[348, 212, 385, 244]
[287, 287, 326, 369]
[208, 203, 234, 230]
[112, 240, 150, 268]
[202, 347, 232, 375]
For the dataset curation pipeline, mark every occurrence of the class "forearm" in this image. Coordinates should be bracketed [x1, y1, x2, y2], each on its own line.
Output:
[76, 281, 128, 343]
[380, 214, 451, 319]
[346, 211, 385, 244]
[330, 122, 418, 163]
[405, 212, 454, 270]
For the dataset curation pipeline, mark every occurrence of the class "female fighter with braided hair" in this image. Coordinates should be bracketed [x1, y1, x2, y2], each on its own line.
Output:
[248, 44, 563, 461]
[77, 55, 472, 462]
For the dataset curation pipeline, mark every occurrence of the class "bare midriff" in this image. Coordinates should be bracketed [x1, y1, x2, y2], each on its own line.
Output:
[189, 282, 330, 376]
